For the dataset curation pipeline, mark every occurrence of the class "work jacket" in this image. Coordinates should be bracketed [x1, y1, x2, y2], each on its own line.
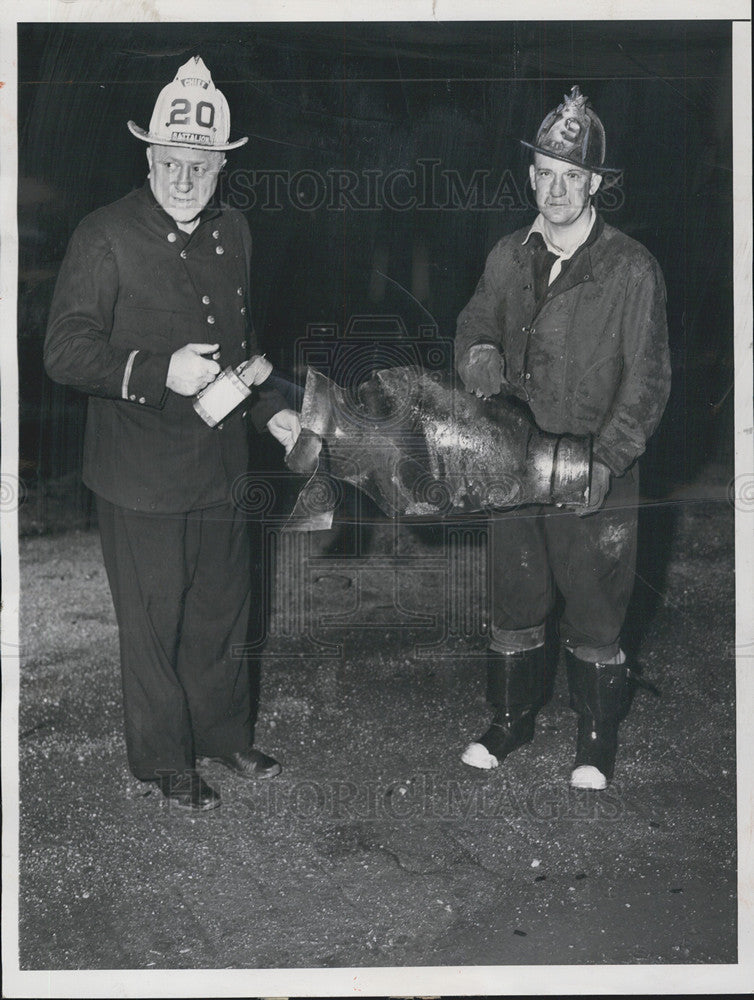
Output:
[45, 183, 287, 512]
[455, 215, 671, 476]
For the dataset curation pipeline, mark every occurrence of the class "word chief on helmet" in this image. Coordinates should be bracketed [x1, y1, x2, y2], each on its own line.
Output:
[128, 55, 248, 151]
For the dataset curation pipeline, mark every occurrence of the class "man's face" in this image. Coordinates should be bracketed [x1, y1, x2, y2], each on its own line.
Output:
[529, 152, 602, 228]
[147, 145, 225, 225]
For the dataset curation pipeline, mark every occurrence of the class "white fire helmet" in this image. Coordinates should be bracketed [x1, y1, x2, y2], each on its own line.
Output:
[127, 56, 248, 151]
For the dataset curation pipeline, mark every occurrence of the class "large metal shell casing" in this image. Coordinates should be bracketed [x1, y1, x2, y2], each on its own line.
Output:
[286, 366, 591, 527]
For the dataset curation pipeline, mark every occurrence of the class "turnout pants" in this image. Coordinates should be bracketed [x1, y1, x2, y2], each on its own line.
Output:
[489, 466, 639, 662]
[96, 495, 256, 781]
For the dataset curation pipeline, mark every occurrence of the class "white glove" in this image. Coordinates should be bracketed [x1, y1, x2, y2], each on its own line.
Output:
[267, 409, 302, 455]
[578, 461, 612, 517]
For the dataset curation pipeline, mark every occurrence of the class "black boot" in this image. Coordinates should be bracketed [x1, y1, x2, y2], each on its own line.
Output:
[566, 650, 630, 789]
[461, 646, 549, 769]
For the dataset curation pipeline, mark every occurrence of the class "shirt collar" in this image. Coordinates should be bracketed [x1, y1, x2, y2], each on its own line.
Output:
[522, 205, 596, 260]
[140, 179, 222, 229]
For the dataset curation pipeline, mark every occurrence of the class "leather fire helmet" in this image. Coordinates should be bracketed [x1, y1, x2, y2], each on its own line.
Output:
[520, 84, 619, 174]
[127, 55, 248, 151]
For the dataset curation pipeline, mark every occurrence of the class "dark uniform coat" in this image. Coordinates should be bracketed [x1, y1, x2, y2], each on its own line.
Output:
[44, 182, 287, 779]
[45, 182, 287, 512]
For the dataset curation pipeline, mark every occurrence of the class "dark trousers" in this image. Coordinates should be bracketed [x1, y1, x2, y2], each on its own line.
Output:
[490, 466, 639, 660]
[96, 496, 255, 781]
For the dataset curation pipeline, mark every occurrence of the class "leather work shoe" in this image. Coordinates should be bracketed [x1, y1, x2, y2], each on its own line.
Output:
[209, 747, 282, 779]
[157, 769, 221, 812]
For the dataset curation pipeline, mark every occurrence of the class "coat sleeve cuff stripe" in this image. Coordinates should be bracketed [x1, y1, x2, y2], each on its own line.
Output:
[121, 350, 139, 400]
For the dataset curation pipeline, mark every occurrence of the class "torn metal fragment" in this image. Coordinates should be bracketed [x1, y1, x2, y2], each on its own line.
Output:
[285, 366, 592, 529]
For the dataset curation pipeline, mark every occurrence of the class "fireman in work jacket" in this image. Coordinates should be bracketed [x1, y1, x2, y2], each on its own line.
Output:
[455, 86, 671, 790]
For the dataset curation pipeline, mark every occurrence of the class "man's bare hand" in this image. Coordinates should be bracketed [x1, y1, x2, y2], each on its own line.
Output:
[457, 344, 506, 398]
[267, 408, 302, 455]
[167, 343, 221, 396]
[578, 461, 612, 517]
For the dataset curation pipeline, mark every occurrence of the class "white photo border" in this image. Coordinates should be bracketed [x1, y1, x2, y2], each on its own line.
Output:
[2, 2, 752, 996]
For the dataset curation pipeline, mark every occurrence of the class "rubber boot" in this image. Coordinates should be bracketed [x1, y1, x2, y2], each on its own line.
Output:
[566, 650, 630, 789]
[461, 646, 548, 770]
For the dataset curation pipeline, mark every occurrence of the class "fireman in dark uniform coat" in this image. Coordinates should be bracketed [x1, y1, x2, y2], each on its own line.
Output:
[45, 57, 301, 811]
[455, 87, 671, 789]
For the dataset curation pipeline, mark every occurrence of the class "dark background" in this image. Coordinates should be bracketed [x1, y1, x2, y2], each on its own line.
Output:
[17, 20, 734, 529]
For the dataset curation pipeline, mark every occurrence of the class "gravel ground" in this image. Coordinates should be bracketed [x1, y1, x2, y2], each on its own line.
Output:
[15, 479, 737, 976]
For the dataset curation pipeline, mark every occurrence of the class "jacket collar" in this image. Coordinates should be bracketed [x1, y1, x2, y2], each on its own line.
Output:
[527, 212, 604, 297]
